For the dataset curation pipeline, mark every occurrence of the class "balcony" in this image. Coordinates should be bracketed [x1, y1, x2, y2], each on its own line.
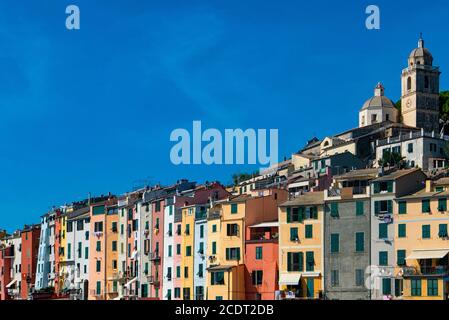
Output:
[195, 211, 207, 221]
[325, 186, 368, 200]
[402, 265, 449, 277]
[208, 211, 221, 221]
[147, 276, 160, 286]
[148, 252, 161, 261]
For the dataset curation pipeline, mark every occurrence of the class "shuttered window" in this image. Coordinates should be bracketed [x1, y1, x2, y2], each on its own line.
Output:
[356, 201, 364, 216]
[330, 234, 339, 253]
[379, 223, 388, 239]
[397, 250, 406, 266]
[398, 201, 407, 214]
[355, 232, 364, 252]
[305, 225, 313, 239]
[438, 198, 447, 211]
[306, 252, 314, 271]
[422, 200, 431, 213]
[398, 224, 406, 238]
[422, 225, 431, 239]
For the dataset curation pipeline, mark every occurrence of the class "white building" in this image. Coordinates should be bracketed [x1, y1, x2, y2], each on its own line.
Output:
[359, 83, 398, 128]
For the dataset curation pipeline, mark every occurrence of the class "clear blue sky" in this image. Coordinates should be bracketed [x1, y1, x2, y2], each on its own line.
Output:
[1, 0, 448, 231]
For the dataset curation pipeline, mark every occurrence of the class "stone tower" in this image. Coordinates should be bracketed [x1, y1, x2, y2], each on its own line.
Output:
[401, 35, 441, 132]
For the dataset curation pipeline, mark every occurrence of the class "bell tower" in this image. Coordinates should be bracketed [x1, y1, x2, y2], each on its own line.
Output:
[401, 35, 441, 132]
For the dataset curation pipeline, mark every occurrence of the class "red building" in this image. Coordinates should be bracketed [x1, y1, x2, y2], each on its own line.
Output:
[0, 245, 13, 300]
[149, 196, 164, 299]
[20, 225, 41, 300]
[244, 222, 279, 300]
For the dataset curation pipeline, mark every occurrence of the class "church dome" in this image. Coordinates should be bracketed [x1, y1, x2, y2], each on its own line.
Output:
[408, 35, 433, 66]
[360, 83, 396, 111]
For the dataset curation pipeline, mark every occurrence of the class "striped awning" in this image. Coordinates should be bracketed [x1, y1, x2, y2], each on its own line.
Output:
[279, 273, 301, 285]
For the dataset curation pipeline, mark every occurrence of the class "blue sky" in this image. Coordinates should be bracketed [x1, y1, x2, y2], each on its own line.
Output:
[0, 0, 448, 231]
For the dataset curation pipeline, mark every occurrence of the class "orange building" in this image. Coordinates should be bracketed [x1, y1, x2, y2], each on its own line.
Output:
[20, 225, 41, 299]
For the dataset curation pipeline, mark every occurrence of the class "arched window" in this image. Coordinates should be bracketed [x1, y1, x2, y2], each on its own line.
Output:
[407, 77, 412, 91]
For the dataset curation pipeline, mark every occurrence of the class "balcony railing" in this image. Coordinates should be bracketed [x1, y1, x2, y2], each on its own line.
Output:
[149, 252, 160, 261]
[147, 275, 160, 286]
[402, 266, 449, 277]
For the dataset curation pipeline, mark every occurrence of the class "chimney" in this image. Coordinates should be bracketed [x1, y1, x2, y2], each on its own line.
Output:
[425, 179, 432, 192]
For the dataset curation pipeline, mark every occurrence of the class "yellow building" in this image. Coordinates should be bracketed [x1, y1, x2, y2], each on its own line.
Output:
[278, 192, 324, 299]
[206, 196, 247, 300]
[105, 205, 119, 300]
[395, 178, 449, 300]
[58, 212, 68, 294]
[181, 205, 195, 300]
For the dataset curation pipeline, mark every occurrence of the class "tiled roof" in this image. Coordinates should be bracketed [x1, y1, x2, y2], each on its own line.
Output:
[280, 191, 324, 207]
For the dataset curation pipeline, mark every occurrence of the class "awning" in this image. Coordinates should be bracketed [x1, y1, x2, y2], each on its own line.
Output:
[406, 249, 449, 260]
[125, 277, 137, 288]
[6, 279, 17, 288]
[288, 181, 310, 189]
[279, 273, 301, 285]
[249, 221, 278, 228]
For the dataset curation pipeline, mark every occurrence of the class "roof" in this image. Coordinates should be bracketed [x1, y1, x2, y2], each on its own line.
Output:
[434, 177, 449, 186]
[397, 187, 449, 200]
[207, 265, 235, 271]
[372, 168, 422, 182]
[280, 191, 324, 207]
[334, 168, 379, 181]
[67, 206, 90, 220]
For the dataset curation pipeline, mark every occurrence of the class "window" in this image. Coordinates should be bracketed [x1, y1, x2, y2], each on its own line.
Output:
[398, 224, 406, 238]
[356, 201, 364, 216]
[174, 288, 181, 298]
[200, 225, 204, 238]
[155, 201, 161, 212]
[112, 222, 117, 233]
[67, 243, 71, 259]
[93, 205, 105, 215]
[226, 224, 239, 237]
[176, 244, 181, 255]
[407, 143, 413, 153]
[422, 225, 431, 239]
[211, 272, 225, 285]
[305, 225, 313, 239]
[96, 241, 101, 252]
[306, 252, 314, 271]
[411, 279, 422, 296]
[330, 234, 339, 253]
[407, 76, 411, 91]
[231, 203, 238, 214]
[422, 200, 431, 213]
[255, 247, 263, 260]
[176, 266, 181, 278]
[111, 241, 117, 252]
[439, 224, 448, 238]
[96, 281, 101, 295]
[398, 201, 407, 214]
[331, 270, 339, 287]
[290, 228, 299, 241]
[355, 269, 364, 286]
[184, 267, 189, 278]
[120, 224, 124, 235]
[252, 270, 263, 285]
[395, 279, 403, 297]
[379, 251, 388, 266]
[185, 224, 190, 235]
[438, 198, 447, 211]
[382, 278, 391, 295]
[77, 220, 84, 231]
[212, 224, 217, 233]
[287, 252, 303, 272]
[374, 200, 393, 214]
[198, 264, 204, 278]
[186, 246, 192, 256]
[379, 223, 388, 239]
[96, 260, 101, 272]
[373, 181, 393, 194]
[225, 248, 240, 261]
[195, 286, 204, 300]
[94, 222, 103, 232]
[355, 232, 364, 252]
[199, 242, 204, 255]
[397, 250, 406, 266]
[212, 242, 217, 255]
[330, 203, 339, 217]
[112, 260, 117, 269]
[67, 222, 73, 233]
[85, 247, 88, 259]
[427, 279, 438, 296]
[168, 245, 172, 257]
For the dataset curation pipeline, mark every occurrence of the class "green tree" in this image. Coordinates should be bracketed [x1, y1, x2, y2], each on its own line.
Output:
[378, 151, 406, 169]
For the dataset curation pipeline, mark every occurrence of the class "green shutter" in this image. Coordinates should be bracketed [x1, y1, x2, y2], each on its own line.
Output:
[231, 203, 238, 214]
[398, 224, 406, 238]
[305, 225, 313, 239]
[387, 181, 393, 193]
[330, 203, 339, 217]
[438, 198, 447, 211]
[331, 234, 339, 253]
[298, 252, 304, 272]
[287, 252, 292, 272]
[398, 201, 407, 214]
[379, 251, 388, 266]
[356, 201, 364, 216]
[298, 207, 305, 222]
[373, 182, 380, 194]
[290, 228, 298, 241]
[382, 278, 392, 295]
[286, 207, 291, 223]
[422, 200, 431, 213]
[397, 250, 406, 266]
[356, 232, 364, 252]
[387, 200, 393, 214]
[375, 201, 380, 215]
[306, 252, 314, 271]
[439, 224, 448, 238]
[379, 223, 388, 239]
[422, 225, 431, 239]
